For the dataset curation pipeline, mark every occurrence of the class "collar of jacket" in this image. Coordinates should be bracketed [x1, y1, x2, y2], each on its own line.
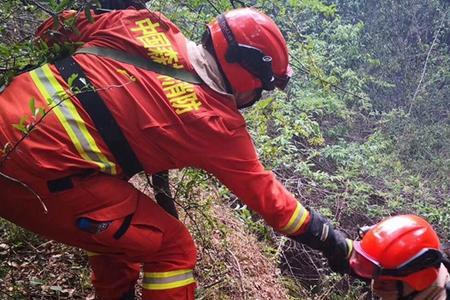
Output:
[187, 40, 233, 98]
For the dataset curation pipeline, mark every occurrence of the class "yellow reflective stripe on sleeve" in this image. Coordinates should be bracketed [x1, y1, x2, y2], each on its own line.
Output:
[281, 202, 309, 235]
[85, 251, 100, 257]
[143, 269, 195, 290]
[30, 64, 116, 175]
[345, 239, 353, 259]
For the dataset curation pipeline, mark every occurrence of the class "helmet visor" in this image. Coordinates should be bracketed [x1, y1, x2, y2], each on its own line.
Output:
[273, 65, 292, 90]
[231, 44, 276, 91]
[350, 241, 381, 278]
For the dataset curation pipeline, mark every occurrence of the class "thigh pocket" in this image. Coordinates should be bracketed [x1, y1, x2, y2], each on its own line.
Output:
[77, 197, 164, 260]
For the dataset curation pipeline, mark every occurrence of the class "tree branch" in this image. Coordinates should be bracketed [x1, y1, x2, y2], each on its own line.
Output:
[408, 16, 445, 115]
[23, 0, 56, 16]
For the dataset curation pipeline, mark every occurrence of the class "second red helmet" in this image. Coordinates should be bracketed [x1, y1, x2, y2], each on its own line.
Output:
[350, 214, 442, 291]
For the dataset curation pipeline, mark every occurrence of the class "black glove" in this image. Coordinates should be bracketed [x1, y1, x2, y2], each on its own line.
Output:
[98, 0, 146, 10]
[98, 0, 133, 9]
[120, 288, 135, 300]
[292, 209, 353, 274]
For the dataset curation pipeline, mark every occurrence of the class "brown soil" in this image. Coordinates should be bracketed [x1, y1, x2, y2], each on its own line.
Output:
[204, 202, 290, 300]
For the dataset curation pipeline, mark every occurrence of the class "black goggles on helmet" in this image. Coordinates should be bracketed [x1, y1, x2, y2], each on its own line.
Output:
[217, 14, 291, 91]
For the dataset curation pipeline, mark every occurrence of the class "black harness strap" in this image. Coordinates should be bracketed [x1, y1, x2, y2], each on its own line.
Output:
[152, 171, 178, 219]
[113, 213, 133, 239]
[54, 50, 184, 221]
[54, 57, 143, 177]
[47, 175, 74, 192]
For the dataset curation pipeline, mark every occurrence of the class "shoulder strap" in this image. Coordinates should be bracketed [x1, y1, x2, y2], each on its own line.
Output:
[54, 56, 143, 177]
[75, 47, 203, 84]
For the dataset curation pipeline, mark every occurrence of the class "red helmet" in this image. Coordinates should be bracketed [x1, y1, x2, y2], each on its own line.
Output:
[207, 8, 292, 94]
[350, 215, 442, 291]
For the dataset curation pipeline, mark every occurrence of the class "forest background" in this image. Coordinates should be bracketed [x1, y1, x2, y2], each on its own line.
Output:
[0, 0, 449, 299]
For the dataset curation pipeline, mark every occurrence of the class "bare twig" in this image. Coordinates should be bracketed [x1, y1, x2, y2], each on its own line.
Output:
[205, 0, 221, 14]
[0, 78, 136, 214]
[230, 0, 247, 9]
[226, 249, 247, 300]
[23, 0, 56, 16]
[202, 275, 227, 289]
[318, 277, 340, 300]
[291, 55, 370, 102]
[0, 170, 47, 213]
[0, 289, 16, 299]
[0, 79, 136, 167]
[280, 247, 302, 285]
[408, 15, 445, 115]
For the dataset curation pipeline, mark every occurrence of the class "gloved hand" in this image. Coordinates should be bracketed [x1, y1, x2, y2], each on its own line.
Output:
[291, 209, 353, 274]
[98, 0, 133, 9]
[325, 230, 353, 274]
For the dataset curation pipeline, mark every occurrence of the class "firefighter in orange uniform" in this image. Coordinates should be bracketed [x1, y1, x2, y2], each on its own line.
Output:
[0, 6, 352, 300]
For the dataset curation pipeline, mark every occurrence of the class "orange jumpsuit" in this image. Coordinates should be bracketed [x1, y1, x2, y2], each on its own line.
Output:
[0, 9, 309, 300]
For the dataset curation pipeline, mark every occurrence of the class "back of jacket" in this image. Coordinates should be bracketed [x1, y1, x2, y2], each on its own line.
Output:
[0, 9, 306, 236]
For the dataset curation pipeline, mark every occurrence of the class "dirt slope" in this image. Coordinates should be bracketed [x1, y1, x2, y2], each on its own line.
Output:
[196, 202, 290, 300]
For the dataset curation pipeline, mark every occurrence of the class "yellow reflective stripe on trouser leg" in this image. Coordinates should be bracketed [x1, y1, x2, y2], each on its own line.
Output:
[143, 269, 195, 290]
[281, 202, 309, 235]
[30, 64, 116, 175]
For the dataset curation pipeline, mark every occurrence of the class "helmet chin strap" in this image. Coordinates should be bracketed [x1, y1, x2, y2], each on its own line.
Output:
[396, 281, 420, 300]
[237, 88, 262, 109]
[201, 29, 234, 94]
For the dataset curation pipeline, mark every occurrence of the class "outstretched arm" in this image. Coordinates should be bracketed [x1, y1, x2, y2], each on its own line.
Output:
[194, 124, 353, 273]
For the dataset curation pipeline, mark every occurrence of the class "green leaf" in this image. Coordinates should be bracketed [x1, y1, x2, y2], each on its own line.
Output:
[12, 115, 28, 134]
[56, 0, 71, 12]
[37, 108, 46, 118]
[52, 15, 59, 30]
[48, 0, 57, 10]
[52, 43, 61, 53]
[19, 115, 27, 126]
[256, 97, 274, 109]
[64, 15, 77, 27]
[11, 124, 25, 133]
[67, 73, 78, 87]
[38, 39, 49, 51]
[29, 98, 36, 116]
[72, 25, 81, 36]
[85, 5, 94, 23]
